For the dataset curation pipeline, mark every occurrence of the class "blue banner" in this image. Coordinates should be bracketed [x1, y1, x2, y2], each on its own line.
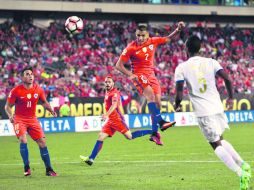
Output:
[128, 113, 174, 128]
[225, 110, 254, 123]
[39, 117, 75, 133]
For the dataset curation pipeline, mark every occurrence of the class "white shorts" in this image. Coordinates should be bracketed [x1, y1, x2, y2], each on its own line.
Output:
[197, 113, 229, 143]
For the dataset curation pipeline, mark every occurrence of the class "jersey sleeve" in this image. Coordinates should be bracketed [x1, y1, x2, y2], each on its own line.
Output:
[38, 86, 47, 102]
[152, 37, 168, 46]
[112, 91, 120, 103]
[118, 45, 133, 63]
[7, 88, 17, 105]
[212, 59, 223, 75]
[174, 64, 185, 82]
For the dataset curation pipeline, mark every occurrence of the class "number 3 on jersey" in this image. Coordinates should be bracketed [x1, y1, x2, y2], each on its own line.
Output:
[27, 101, 32, 108]
[198, 78, 207, 93]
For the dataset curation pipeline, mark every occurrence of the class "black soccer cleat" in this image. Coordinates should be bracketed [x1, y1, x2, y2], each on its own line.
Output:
[80, 155, 94, 166]
[85, 159, 94, 166]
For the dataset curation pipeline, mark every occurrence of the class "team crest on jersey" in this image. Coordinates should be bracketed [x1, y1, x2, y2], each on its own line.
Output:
[34, 93, 38, 99]
[142, 47, 147, 53]
[135, 51, 141, 55]
[27, 94, 31, 99]
[149, 45, 154, 50]
[105, 95, 108, 100]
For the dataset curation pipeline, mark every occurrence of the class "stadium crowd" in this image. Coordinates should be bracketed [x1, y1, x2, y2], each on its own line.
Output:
[0, 19, 253, 100]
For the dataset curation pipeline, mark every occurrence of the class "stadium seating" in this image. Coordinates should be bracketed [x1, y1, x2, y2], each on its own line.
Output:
[0, 20, 253, 99]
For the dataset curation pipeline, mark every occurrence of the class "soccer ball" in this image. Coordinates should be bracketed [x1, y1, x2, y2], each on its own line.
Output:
[65, 16, 84, 34]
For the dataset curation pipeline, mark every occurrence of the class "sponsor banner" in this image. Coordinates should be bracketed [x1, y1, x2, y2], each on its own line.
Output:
[174, 112, 198, 126]
[39, 117, 75, 133]
[0, 120, 15, 136]
[75, 115, 129, 132]
[127, 94, 254, 115]
[225, 110, 254, 123]
[175, 111, 254, 126]
[0, 111, 253, 136]
[75, 116, 104, 132]
[128, 113, 174, 128]
[0, 94, 253, 119]
[0, 117, 76, 136]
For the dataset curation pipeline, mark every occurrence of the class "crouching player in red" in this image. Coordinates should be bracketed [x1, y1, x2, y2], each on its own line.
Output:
[80, 76, 153, 166]
[5, 67, 57, 177]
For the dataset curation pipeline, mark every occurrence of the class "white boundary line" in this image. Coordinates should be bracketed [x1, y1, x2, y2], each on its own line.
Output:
[1, 160, 254, 166]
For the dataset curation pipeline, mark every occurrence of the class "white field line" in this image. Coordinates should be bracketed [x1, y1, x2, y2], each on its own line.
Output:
[102, 152, 254, 157]
[0, 160, 254, 166]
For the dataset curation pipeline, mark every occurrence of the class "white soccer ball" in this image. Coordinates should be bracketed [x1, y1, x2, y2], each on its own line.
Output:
[65, 16, 84, 34]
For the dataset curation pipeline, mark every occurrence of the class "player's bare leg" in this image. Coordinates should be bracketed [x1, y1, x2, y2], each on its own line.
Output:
[36, 138, 57, 176]
[80, 132, 108, 166]
[124, 131, 133, 140]
[19, 134, 31, 176]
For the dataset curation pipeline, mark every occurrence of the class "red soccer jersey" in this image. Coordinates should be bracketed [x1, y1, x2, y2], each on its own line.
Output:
[119, 37, 168, 75]
[104, 88, 123, 120]
[7, 83, 46, 118]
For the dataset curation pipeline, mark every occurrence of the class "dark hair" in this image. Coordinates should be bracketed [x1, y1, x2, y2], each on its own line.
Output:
[186, 35, 201, 54]
[137, 23, 148, 31]
[21, 66, 33, 76]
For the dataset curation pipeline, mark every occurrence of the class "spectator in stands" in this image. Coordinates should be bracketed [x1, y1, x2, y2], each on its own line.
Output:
[0, 19, 253, 100]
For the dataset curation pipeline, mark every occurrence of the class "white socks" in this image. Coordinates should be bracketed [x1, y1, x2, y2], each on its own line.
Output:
[221, 140, 244, 167]
[214, 146, 242, 177]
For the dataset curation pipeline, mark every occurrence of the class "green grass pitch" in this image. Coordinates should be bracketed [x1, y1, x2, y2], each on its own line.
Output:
[0, 123, 253, 190]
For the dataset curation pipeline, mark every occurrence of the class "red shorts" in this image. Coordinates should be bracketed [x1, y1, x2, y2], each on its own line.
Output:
[133, 73, 161, 95]
[13, 116, 44, 141]
[102, 118, 129, 137]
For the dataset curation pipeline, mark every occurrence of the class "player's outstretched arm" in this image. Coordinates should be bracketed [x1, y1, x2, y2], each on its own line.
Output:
[174, 81, 184, 112]
[216, 69, 234, 109]
[165, 21, 185, 43]
[5, 102, 14, 123]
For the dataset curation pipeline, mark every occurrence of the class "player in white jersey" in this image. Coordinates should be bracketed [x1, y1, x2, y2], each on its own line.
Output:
[174, 35, 251, 190]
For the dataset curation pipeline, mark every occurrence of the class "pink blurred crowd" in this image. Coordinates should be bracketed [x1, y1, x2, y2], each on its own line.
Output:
[0, 19, 253, 100]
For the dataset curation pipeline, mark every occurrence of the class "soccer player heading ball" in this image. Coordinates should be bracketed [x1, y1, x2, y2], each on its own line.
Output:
[5, 67, 57, 177]
[174, 36, 251, 190]
[80, 75, 154, 166]
[115, 22, 185, 145]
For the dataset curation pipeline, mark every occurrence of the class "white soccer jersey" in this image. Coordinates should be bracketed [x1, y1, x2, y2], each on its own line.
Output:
[175, 56, 224, 117]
